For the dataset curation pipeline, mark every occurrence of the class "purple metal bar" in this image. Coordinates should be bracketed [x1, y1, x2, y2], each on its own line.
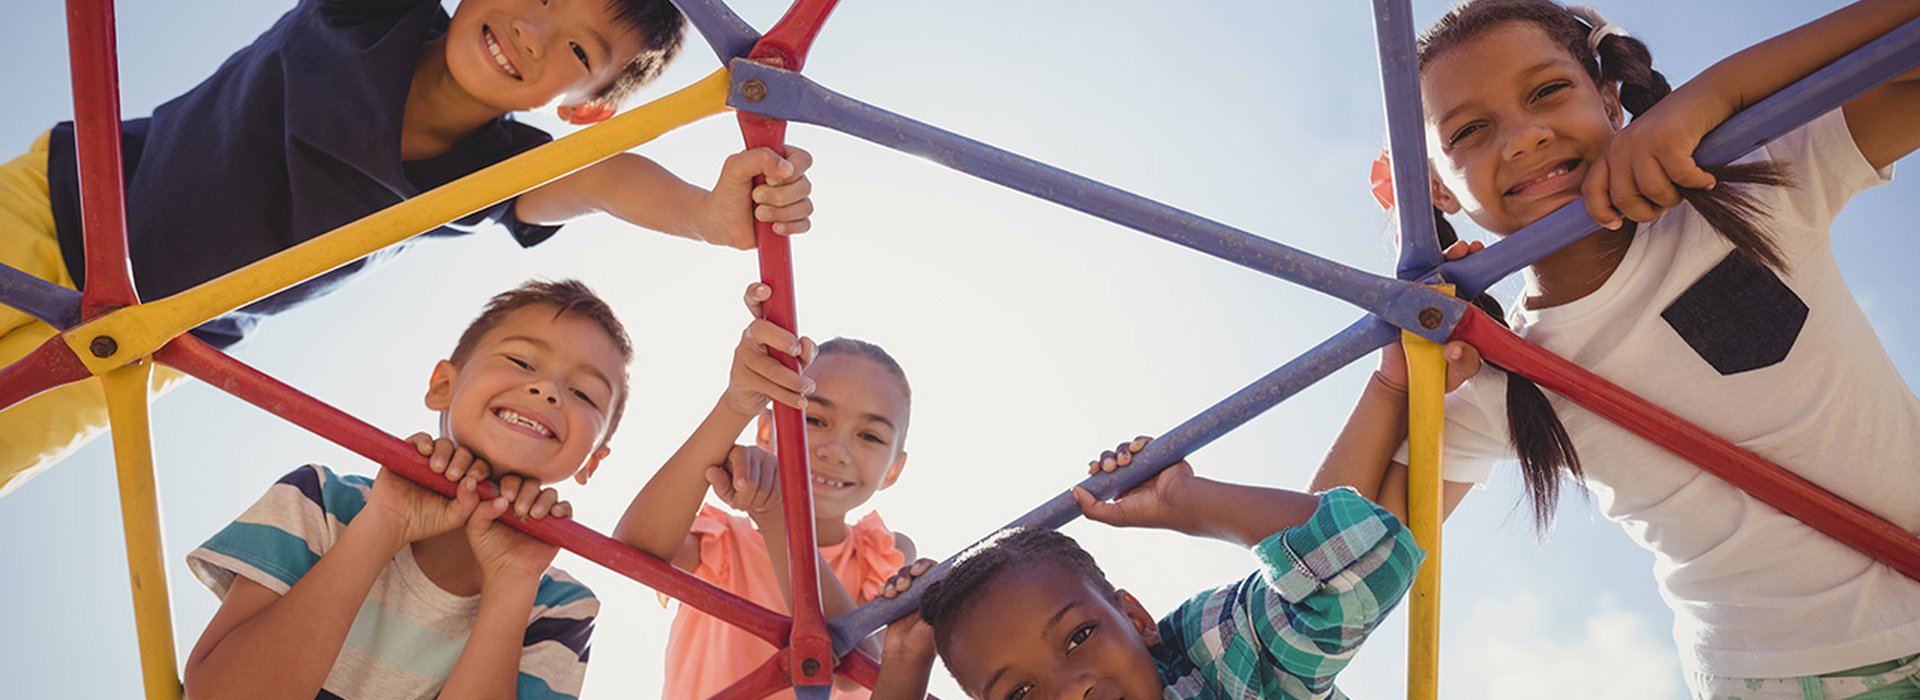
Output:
[725, 60, 1465, 344]
[826, 315, 1403, 650]
[666, 0, 761, 64]
[1373, 0, 1443, 279]
[0, 262, 83, 330]
[1436, 14, 1920, 298]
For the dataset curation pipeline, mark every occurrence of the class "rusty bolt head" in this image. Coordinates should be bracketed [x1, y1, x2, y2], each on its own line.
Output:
[801, 658, 821, 677]
[740, 79, 768, 103]
[1418, 307, 1444, 330]
[90, 335, 118, 358]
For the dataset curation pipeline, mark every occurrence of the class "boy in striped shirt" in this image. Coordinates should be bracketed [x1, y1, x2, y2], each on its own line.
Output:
[184, 280, 631, 699]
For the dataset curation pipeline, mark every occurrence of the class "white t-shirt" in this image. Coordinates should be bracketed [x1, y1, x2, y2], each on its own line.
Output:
[1427, 110, 1920, 678]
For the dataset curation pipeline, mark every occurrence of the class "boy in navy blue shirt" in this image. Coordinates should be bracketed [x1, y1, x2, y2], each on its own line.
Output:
[0, 0, 814, 495]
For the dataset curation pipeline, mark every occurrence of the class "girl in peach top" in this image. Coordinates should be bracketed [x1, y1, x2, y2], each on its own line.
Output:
[616, 283, 916, 699]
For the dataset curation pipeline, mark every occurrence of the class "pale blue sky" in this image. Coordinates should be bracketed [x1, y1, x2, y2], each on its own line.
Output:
[0, 2, 1912, 699]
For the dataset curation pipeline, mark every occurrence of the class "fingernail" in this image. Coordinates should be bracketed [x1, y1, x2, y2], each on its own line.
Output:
[803, 380, 816, 393]
[1605, 219, 1622, 230]
[1447, 346, 1462, 361]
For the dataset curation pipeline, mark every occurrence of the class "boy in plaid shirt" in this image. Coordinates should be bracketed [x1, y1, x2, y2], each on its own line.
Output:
[867, 436, 1423, 700]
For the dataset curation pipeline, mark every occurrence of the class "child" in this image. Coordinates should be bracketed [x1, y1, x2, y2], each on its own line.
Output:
[181, 279, 630, 698]
[862, 437, 1424, 700]
[0, 0, 815, 495]
[614, 282, 916, 699]
[1327, 1, 1920, 696]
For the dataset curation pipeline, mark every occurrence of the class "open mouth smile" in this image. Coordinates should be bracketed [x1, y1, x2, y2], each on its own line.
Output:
[1505, 158, 1582, 198]
[493, 406, 554, 440]
[811, 474, 856, 490]
[482, 25, 523, 80]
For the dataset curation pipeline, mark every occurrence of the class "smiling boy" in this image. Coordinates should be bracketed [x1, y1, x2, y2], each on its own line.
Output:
[182, 280, 631, 699]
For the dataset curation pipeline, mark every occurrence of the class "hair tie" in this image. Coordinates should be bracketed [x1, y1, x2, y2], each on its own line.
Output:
[1569, 5, 1628, 52]
[1370, 149, 1395, 210]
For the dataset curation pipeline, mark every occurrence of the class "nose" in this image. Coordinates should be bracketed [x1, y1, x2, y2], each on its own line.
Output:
[1502, 116, 1553, 161]
[812, 434, 850, 467]
[511, 16, 550, 59]
[525, 383, 559, 405]
[1050, 665, 1097, 700]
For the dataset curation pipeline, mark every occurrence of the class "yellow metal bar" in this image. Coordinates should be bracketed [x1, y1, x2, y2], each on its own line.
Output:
[1402, 283, 1452, 700]
[64, 68, 734, 374]
[101, 359, 183, 700]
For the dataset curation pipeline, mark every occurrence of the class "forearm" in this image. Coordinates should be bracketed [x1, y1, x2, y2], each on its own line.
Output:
[1677, 1, 1920, 122]
[755, 519, 882, 664]
[516, 152, 709, 238]
[1169, 478, 1323, 549]
[868, 649, 935, 700]
[1307, 376, 1409, 506]
[185, 515, 404, 699]
[614, 398, 757, 561]
[439, 575, 543, 700]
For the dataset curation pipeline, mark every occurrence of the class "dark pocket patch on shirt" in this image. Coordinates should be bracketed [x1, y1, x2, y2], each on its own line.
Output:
[1660, 252, 1807, 375]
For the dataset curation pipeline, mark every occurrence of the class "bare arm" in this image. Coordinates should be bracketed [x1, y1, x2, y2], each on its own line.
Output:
[613, 398, 759, 569]
[1308, 373, 1472, 526]
[516, 147, 815, 250]
[438, 574, 543, 699]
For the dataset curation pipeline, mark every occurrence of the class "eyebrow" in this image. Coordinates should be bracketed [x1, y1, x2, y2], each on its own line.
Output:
[803, 396, 897, 433]
[982, 602, 1080, 698]
[498, 335, 614, 391]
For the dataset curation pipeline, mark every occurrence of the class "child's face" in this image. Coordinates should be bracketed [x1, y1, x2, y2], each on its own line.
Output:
[771, 353, 909, 523]
[425, 305, 625, 485]
[943, 564, 1163, 700]
[1421, 21, 1623, 235]
[444, 0, 650, 112]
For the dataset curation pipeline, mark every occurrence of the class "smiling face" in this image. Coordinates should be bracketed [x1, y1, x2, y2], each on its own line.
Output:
[943, 564, 1163, 700]
[1422, 21, 1622, 235]
[765, 353, 911, 522]
[443, 0, 650, 112]
[426, 304, 626, 485]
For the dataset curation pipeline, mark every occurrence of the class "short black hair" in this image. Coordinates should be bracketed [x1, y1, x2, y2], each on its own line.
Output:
[919, 528, 1117, 661]
[594, 0, 687, 105]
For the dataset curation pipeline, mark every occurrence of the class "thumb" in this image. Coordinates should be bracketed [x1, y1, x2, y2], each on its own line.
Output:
[705, 466, 735, 500]
[1073, 487, 1119, 525]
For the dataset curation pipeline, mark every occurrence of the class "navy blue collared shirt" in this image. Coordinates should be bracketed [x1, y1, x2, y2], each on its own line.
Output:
[48, 0, 559, 348]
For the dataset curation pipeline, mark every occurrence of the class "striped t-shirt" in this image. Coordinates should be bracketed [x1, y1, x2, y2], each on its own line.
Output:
[187, 465, 597, 699]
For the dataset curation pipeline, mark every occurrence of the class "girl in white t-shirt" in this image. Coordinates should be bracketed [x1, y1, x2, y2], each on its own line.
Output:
[1311, 1, 1920, 697]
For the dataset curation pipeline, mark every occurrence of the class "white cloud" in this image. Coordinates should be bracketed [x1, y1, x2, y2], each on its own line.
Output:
[1449, 593, 1685, 700]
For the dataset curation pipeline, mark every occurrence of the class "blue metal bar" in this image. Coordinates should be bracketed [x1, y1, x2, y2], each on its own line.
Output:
[727, 60, 1465, 344]
[1435, 14, 1920, 299]
[824, 315, 1403, 652]
[1373, 0, 1443, 280]
[792, 684, 831, 700]
[667, 0, 760, 64]
[0, 261, 83, 330]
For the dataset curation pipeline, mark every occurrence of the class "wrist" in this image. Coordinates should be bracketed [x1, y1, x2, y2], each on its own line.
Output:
[1369, 370, 1409, 398]
[348, 506, 410, 553]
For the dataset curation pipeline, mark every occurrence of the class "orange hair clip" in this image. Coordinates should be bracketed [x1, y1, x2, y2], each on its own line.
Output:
[1369, 149, 1395, 210]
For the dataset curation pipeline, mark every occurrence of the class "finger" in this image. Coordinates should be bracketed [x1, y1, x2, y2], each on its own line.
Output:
[530, 489, 561, 519]
[430, 438, 455, 474]
[746, 319, 804, 359]
[742, 283, 772, 319]
[705, 465, 736, 502]
[1130, 436, 1152, 453]
[1469, 240, 1485, 253]
[798, 337, 817, 369]
[476, 494, 511, 523]
[783, 145, 813, 176]
[1442, 240, 1473, 261]
[1088, 459, 1100, 476]
[1114, 442, 1133, 467]
[1580, 156, 1621, 230]
[407, 432, 434, 456]
[1098, 450, 1118, 473]
[753, 177, 813, 208]
[910, 558, 933, 576]
[446, 446, 474, 481]
[744, 353, 809, 408]
[742, 148, 796, 185]
[1632, 152, 1683, 209]
[1658, 148, 1716, 191]
[770, 219, 811, 237]
[1610, 156, 1660, 222]
[512, 480, 543, 518]
[466, 456, 490, 483]
[450, 475, 481, 515]
[553, 501, 573, 519]
[498, 474, 523, 505]
[1072, 487, 1114, 524]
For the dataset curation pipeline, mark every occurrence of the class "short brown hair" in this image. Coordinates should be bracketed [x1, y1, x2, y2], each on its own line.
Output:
[451, 279, 634, 446]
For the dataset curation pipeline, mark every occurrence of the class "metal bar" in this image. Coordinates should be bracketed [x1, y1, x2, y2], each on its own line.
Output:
[725, 62, 1467, 345]
[749, 0, 840, 70]
[1372, 0, 1443, 279]
[100, 361, 182, 700]
[151, 334, 795, 645]
[0, 262, 83, 330]
[1451, 309, 1920, 581]
[65, 0, 139, 318]
[1434, 15, 1920, 298]
[667, 0, 761, 64]
[829, 315, 1404, 647]
[62, 69, 734, 375]
[0, 336, 93, 417]
[1401, 326, 1446, 700]
[706, 649, 792, 700]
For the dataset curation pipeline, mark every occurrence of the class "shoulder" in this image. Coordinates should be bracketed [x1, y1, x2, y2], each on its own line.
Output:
[185, 465, 365, 597]
[535, 566, 600, 618]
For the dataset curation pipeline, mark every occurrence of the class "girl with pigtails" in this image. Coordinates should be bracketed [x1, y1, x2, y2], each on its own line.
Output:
[1312, 1, 1920, 697]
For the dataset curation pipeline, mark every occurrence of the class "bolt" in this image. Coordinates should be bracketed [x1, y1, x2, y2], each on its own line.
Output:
[801, 658, 821, 676]
[1418, 307, 1444, 330]
[90, 335, 118, 358]
[741, 79, 768, 103]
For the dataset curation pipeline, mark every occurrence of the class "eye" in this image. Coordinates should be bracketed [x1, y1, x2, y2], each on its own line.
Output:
[506, 355, 533, 371]
[860, 432, 886, 445]
[805, 415, 826, 428]
[1447, 122, 1483, 147]
[1067, 622, 1095, 652]
[570, 42, 590, 69]
[571, 388, 599, 408]
[1004, 685, 1031, 700]
[1532, 80, 1571, 101]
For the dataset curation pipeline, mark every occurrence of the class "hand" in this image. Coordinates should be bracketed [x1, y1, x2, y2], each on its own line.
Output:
[722, 283, 818, 415]
[1375, 240, 1483, 394]
[881, 610, 937, 668]
[364, 434, 488, 544]
[706, 445, 785, 524]
[699, 146, 815, 250]
[878, 558, 935, 599]
[466, 474, 570, 582]
[1074, 436, 1197, 531]
[1581, 97, 1720, 229]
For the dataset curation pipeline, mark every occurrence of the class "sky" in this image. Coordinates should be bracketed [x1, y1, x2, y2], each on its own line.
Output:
[0, 1, 1913, 699]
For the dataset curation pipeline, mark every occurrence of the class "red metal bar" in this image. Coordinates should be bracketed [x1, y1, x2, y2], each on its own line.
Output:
[707, 649, 794, 700]
[739, 1, 842, 690]
[0, 336, 93, 413]
[1452, 309, 1920, 581]
[152, 334, 795, 644]
[64, 0, 138, 318]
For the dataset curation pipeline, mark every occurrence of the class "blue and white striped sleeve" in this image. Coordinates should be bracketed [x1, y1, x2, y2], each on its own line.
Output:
[516, 569, 598, 699]
[186, 465, 367, 597]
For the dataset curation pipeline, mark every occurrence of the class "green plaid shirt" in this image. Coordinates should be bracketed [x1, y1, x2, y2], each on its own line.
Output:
[1152, 487, 1423, 699]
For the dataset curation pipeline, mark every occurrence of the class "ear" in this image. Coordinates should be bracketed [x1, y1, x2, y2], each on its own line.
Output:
[754, 410, 776, 452]
[573, 445, 611, 485]
[879, 451, 909, 490]
[1430, 175, 1462, 215]
[1115, 589, 1160, 646]
[1600, 81, 1625, 128]
[425, 360, 458, 411]
[556, 100, 617, 126]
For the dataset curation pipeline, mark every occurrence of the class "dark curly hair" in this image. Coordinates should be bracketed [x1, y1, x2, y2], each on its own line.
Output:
[919, 528, 1117, 663]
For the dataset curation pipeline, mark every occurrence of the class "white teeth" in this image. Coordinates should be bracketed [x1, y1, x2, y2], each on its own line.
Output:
[484, 29, 520, 78]
[496, 408, 551, 437]
[812, 475, 852, 488]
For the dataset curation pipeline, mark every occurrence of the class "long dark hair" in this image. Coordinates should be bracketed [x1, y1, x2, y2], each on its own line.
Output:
[1418, 0, 1791, 530]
